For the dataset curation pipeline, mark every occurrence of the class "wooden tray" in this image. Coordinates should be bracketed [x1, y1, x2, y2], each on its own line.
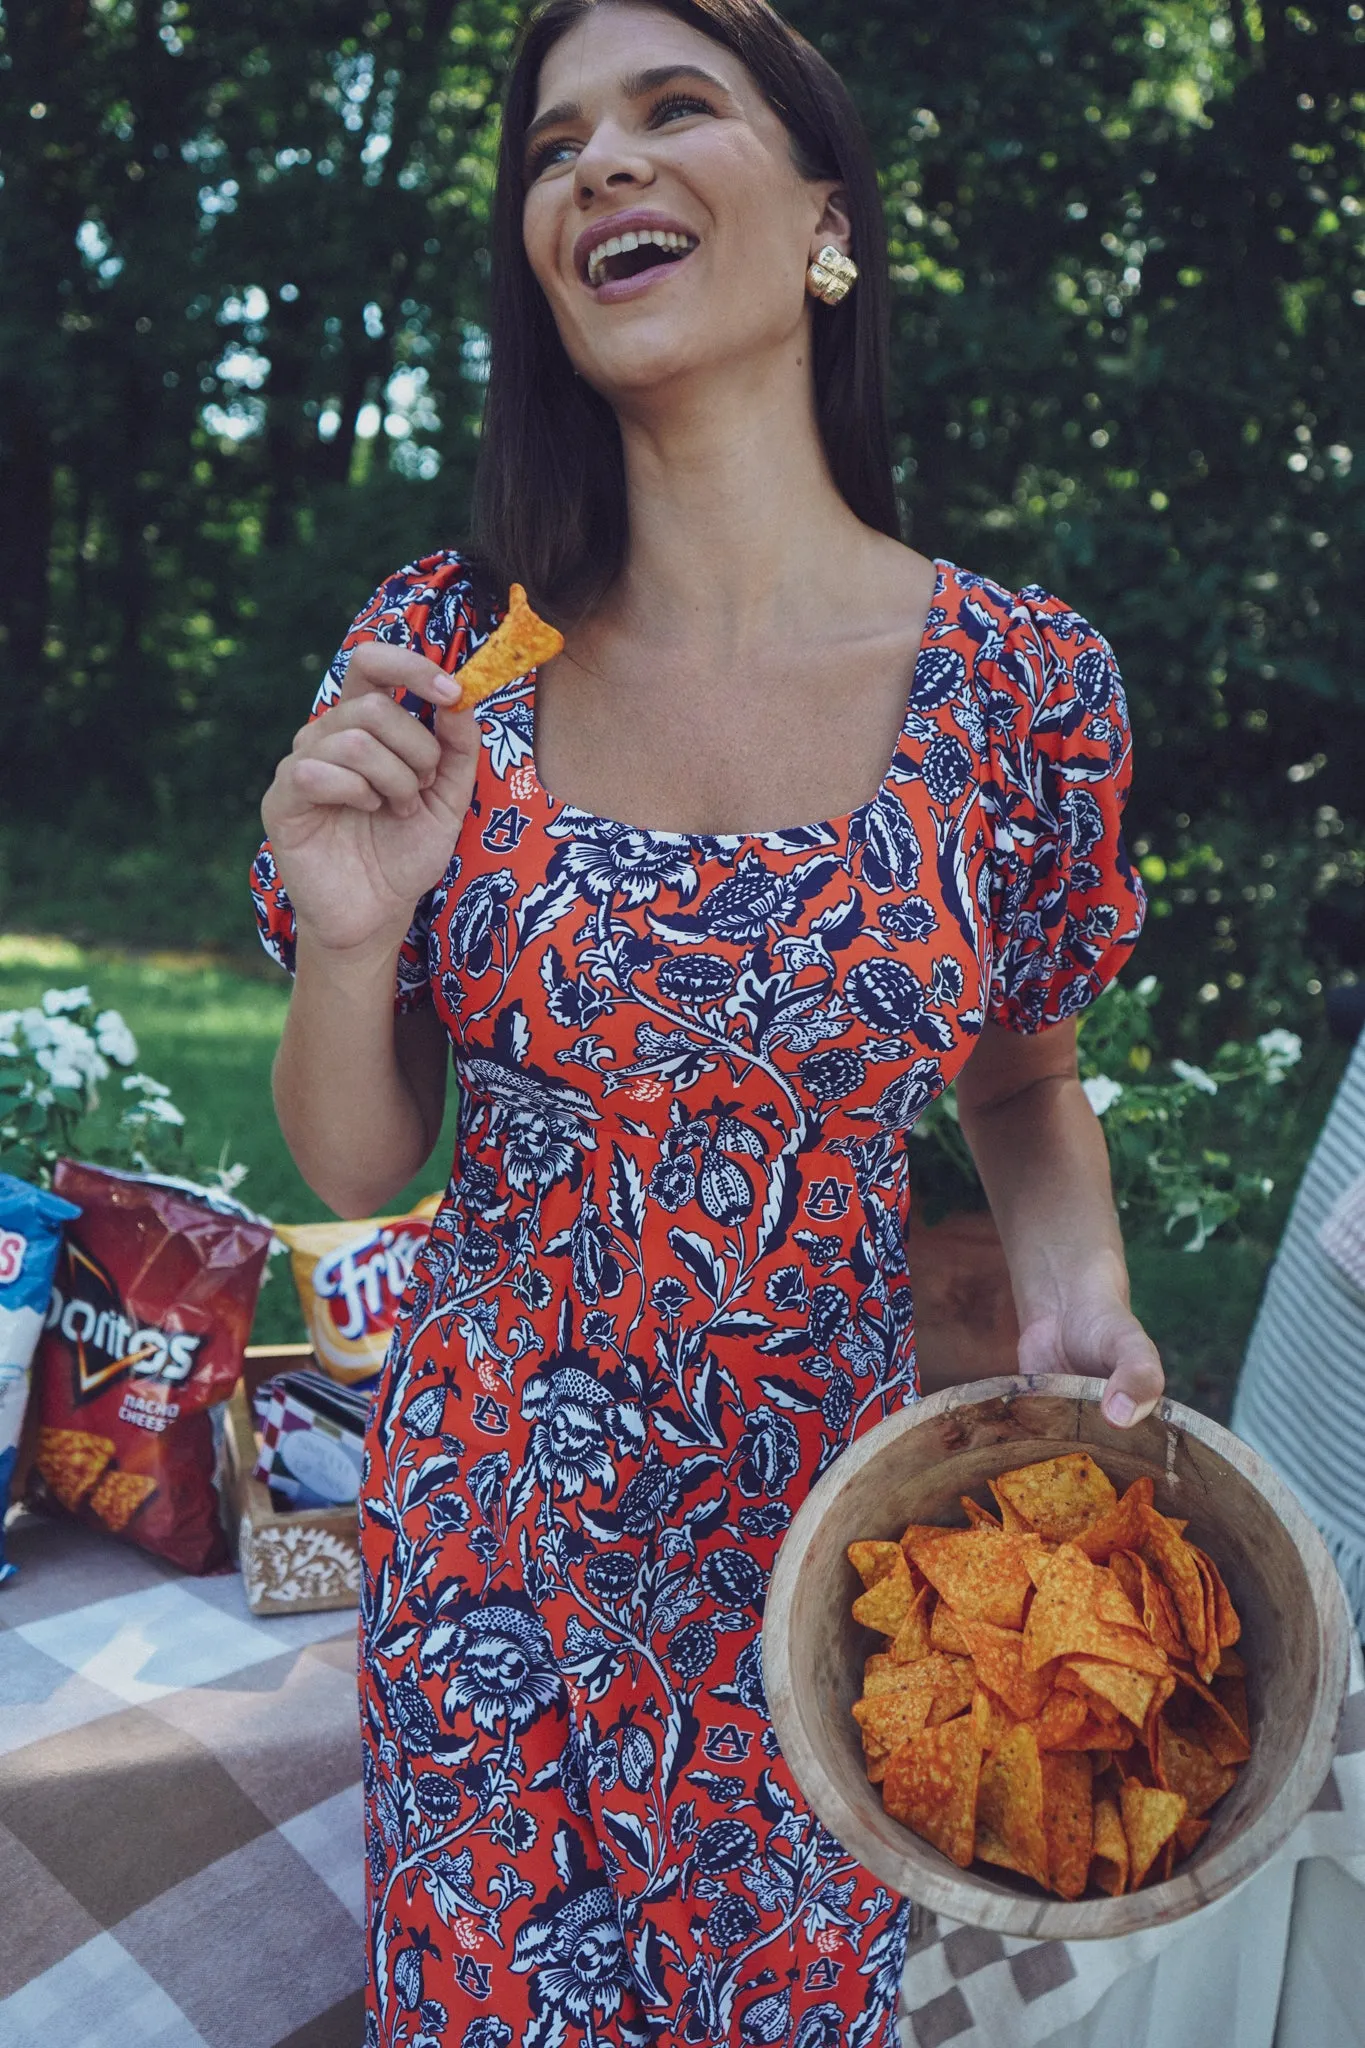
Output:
[219, 1343, 361, 1616]
[763, 1374, 1351, 1938]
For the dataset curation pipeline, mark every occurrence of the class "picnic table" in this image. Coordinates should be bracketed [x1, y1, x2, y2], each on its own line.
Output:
[1, 1506, 1362, 2048]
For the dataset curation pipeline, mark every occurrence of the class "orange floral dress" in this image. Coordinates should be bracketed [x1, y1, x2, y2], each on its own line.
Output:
[253, 552, 1144, 2048]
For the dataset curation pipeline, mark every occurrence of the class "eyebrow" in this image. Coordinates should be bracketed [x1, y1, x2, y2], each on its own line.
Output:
[523, 64, 736, 156]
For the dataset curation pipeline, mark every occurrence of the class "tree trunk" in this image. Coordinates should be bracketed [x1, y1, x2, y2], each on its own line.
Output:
[0, 393, 53, 680]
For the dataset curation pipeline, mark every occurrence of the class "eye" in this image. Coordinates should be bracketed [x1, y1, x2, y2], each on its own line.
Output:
[648, 91, 714, 128]
[525, 134, 580, 181]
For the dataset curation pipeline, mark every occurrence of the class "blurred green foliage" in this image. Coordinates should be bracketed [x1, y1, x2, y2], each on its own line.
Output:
[1, 0, 1363, 1052]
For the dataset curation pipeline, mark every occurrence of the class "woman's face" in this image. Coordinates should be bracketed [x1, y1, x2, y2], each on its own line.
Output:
[521, 3, 845, 407]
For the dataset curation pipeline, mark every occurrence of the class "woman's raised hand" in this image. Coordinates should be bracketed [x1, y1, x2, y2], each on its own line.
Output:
[261, 641, 480, 959]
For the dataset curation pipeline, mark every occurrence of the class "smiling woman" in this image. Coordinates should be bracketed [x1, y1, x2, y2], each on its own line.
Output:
[478, 0, 897, 618]
[251, 3, 1157, 2042]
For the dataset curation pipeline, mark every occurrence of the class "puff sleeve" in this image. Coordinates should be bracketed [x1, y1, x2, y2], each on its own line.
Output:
[983, 586, 1146, 1033]
[250, 550, 484, 1012]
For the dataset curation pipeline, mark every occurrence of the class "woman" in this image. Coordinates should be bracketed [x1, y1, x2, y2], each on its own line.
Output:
[254, 3, 1163, 2041]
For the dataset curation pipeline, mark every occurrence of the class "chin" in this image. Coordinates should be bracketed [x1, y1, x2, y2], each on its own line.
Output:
[571, 308, 801, 408]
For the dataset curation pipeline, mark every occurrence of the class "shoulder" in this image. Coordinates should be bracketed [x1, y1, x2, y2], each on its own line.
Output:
[961, 569, 1121, 711]
[314, 548, 502, 715]
[346, 548, 501, 662]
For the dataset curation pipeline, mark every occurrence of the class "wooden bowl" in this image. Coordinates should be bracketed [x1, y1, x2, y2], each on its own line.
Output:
[763, 1375, 1350, 1938]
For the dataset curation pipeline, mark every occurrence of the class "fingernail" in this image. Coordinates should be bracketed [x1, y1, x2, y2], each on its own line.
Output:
[1103, 1391, 1136, 1426]
[431, 676, 459, 701]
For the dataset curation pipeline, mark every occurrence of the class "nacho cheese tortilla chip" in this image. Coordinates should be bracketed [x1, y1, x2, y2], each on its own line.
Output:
[991, 1452, 1117, 1544]
[453, 584, 564, 708]
[974, 1724, 1050, 1889]
[848, 1451, 1250, 1898]
[882, 1716, 982, 1869]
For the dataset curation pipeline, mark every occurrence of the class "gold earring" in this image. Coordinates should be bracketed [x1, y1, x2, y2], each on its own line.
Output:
[806, 244, 858, 306]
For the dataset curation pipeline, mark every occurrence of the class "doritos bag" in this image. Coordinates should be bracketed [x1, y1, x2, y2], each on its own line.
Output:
[29, 1161, 273, 1572]
[276, 1194, 440, 1385]
[0, 1172, 82, 1585]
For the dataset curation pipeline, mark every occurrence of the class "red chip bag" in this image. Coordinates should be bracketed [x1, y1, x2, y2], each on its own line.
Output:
[29, 1161, 273, 1572]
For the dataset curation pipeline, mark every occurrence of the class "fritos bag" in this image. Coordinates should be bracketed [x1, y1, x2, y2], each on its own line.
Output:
[276, 1194, 440, 1385]
[0, 1172, 82, 1585]
[29, 1161, 273, 1572]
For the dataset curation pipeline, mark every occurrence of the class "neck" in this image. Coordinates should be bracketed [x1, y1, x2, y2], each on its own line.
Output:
[606, 344, 868, 652]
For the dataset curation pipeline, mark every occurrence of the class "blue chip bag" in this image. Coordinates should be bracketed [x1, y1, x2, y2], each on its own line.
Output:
[0, 1172, 81, 1583]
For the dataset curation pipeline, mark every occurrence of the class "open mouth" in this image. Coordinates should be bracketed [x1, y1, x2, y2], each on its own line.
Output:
[585, 228, 699, 290]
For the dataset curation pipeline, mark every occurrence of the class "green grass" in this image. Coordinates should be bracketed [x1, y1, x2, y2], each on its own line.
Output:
[1, 929, 1321, 1412]
[0, 932, 457, 1346]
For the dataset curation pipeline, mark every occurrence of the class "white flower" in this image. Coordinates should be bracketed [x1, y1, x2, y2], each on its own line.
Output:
[1136, 975, 1159, 999]
[33, 1019, 108, 1091]
[94, 1010, 138, 1065]
[19, 1007, 56, 1049]
[1082, 1075, 1125, 1116]
[0, 1010, 19, 1057]
[123, 1078, 186, 1128]
[1257, 1029, 1302, 1083]
[41, 985, 91, 1016]
[35, 1047, 90, 1091]
[1171, 1059, 1218, 1096]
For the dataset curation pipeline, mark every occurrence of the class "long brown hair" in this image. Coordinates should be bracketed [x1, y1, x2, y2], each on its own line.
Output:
[473, 0, 898, 618]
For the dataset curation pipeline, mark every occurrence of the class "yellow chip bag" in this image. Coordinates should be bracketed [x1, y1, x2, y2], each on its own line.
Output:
[277, 1195, 441, 1384]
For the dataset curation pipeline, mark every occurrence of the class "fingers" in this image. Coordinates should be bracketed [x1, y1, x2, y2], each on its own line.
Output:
[288, 758, 382, 814]
[1014, 1307, 1165, 1430]
[338, 637, 461, 711]
[316, 726, 437, 815]
[1099, 1324, 1165, 1429]
[296, 690, 443, 780]
[425, 704, 483, 817]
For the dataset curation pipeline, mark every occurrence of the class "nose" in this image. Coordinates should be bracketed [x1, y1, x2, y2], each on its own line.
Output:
[573, 120, 654, 208]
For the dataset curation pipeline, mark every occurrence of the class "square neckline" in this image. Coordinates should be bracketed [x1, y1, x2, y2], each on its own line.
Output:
[514, 559, 953, 850]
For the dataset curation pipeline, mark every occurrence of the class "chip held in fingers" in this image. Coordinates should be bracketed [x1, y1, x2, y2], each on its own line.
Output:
[452, 583, 564, 708]
[847, 1453, 1250, 1898]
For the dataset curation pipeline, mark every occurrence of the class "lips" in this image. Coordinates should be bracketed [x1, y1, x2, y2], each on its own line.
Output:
[573, 209, 701, 295]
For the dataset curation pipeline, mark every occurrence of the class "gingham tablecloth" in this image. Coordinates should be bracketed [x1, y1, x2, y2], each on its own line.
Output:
[0, 1509, 365, 2048]
[2, 1509, 1362, 2048]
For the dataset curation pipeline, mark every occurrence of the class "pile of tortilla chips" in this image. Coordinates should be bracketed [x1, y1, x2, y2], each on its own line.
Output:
[848, 1453, 1249, 1898]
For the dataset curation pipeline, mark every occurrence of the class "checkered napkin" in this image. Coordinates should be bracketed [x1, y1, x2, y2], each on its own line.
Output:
[252, 1370, 369, 1509]
[0, 1508, 365, 2048]
[898, 1652, 1365, 2048]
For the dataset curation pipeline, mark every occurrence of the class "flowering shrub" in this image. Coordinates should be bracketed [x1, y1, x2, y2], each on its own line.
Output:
[0, 984, 235, 1191]
[910, 977, 1303, 1252]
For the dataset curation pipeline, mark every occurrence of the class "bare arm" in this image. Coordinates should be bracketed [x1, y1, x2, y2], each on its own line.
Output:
[273, 939, 450, 1217]
[954, 1017, 1164, 1428]
[261, 640, 480, 1218]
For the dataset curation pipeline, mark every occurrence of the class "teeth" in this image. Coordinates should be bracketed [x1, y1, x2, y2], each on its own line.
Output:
[587, 227, 698, 285]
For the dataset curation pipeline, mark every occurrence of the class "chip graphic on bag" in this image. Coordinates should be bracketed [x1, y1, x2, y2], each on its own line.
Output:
[30, 1162, 273, 1572]
[276, 1194, 440, 1385]
[34, 1426, 115, 1512]
[89, 1467, 158, 1532]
